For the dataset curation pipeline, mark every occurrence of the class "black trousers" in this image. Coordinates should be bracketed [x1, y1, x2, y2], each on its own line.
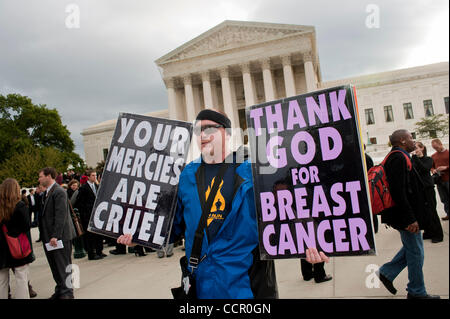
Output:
[300, 259, 326, 280]
[84, 231, 104, 257]
[43, 240, 74, 297]
[423, 187, 444, 241]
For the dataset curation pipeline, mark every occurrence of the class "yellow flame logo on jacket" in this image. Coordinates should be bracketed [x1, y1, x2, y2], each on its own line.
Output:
[205, 177, 225, 226]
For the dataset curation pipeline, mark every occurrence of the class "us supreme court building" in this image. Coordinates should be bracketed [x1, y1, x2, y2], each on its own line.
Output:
[82, 21, 449, 167]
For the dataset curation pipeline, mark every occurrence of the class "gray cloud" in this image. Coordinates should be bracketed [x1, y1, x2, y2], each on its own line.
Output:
[0, 0, 448, 158]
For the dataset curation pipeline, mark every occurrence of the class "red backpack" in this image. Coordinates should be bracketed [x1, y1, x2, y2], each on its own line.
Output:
[367, 150, 412, 215]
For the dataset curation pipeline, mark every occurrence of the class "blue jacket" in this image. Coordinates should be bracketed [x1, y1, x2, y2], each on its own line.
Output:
[173, 157, 278, 299]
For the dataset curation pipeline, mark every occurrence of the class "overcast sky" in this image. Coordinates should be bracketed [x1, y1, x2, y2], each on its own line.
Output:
[0, 0, 448, 159]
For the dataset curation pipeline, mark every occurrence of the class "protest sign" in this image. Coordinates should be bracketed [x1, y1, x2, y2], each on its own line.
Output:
[246, 85, 376, 259]
[88, 113, 192, 249]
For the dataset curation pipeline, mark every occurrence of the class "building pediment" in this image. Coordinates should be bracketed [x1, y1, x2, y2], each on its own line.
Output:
[155, 20, 314, 64]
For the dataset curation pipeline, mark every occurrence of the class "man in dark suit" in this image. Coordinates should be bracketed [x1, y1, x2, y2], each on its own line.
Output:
[38, 167, 76, 299]
[376, 130, 439, 299]
[75, 170, 105, 260]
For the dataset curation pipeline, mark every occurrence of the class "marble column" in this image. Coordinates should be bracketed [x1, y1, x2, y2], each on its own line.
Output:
[166, 78, 178, 120]
[241, 62, 257, 107]
[219, 67, 242, 147]
[183, 75, 196, 122]
[201, 71, 214, 108]
[281, 55, 296, 97]
[261, 58, 276, 102]
[303, 52, 317, 93]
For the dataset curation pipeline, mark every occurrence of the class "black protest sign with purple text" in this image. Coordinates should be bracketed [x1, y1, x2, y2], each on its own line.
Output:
[246, 85, 376, 259]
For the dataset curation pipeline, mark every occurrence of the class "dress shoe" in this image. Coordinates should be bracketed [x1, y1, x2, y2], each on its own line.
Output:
[99, 253, 107, 258]
[407, 293, 440, 299]
[376, 270, 397, 295]
[88, 255, 102, 260]
[109, 249, 126, 255]
[58, 294, 75, 299]
[303, 276, 313, 281]
[441, 216, 449, 221]
[431, 238, 443, 243]
[35, 238, 42, 243]
[314, 275, 332, 283]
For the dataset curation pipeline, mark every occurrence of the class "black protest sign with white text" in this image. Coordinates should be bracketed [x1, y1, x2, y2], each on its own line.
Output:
[88, 113, 192, 249]
[246, 85, 376, 259]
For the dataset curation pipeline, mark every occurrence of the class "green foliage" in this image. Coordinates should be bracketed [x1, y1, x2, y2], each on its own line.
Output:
[0, 94, 84, 186]
[415, 114, 449, 138]
[0, 94, 74, 164]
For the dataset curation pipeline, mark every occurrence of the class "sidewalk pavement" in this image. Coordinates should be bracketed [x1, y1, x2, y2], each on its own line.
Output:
[17, 207, 449, 299]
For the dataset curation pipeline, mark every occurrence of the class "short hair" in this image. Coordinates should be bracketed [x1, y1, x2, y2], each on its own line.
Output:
[40, 167, 57, 179]
[389, 129, 409, 147]
[431, 138, 442, 145]
[86, 169, 96, 176]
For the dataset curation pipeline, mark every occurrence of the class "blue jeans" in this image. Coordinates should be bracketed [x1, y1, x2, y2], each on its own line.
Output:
[379, 230, 426, 296]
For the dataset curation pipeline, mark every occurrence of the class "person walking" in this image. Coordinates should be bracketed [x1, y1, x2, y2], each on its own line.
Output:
[0, 178, 35, 299]
[376, 130, 440, 299]
[38, 167, 77, 299]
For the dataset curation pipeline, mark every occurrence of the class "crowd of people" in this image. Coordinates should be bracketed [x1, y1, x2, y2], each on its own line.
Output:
[0, 108, 448, 299]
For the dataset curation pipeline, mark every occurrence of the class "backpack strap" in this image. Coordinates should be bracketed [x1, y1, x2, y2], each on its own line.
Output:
[381, 150, 412, 171]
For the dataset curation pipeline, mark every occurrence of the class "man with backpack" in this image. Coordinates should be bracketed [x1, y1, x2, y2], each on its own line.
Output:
[376, 129, 440, 299]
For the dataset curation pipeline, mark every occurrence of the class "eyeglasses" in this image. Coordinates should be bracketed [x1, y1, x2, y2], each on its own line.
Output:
[193, 124, 224, 136]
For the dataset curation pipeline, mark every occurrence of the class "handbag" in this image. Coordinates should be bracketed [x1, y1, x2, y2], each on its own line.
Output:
[68, 200, 84, 237]
[1, 224, 32, 259]
[171, 162, 230, 299]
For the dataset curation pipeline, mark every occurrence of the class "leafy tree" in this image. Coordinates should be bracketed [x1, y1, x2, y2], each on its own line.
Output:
[0, 147, 69, 187]
[0, 94, 74, 163]
[0, 94, 84, 185]
[415, 114, 449, 139]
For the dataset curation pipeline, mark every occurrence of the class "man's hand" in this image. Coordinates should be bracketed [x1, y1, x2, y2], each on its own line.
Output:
[305, 248, 329, 264]
[49, 237, 58, 247]
[117, 234, 136, 247]
[405, 221, 419, 234]
[436, 166, 448, 172]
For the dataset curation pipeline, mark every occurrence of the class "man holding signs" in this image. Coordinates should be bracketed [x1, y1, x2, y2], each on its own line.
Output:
[119, 109, 328, 299]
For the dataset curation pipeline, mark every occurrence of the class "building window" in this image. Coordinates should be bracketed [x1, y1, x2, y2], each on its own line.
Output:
[384, 105, 394, 122]
[369, 137, 377, 145]
[365, 108, 375, 125]
[103, 148, 108, 161]
[403, 102, 414, 119]
[423, 99, 434, 117]
[445, 97, 449, 114]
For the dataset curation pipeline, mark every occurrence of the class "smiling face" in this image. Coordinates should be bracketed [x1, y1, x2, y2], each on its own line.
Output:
[194, 119, 229, 163]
